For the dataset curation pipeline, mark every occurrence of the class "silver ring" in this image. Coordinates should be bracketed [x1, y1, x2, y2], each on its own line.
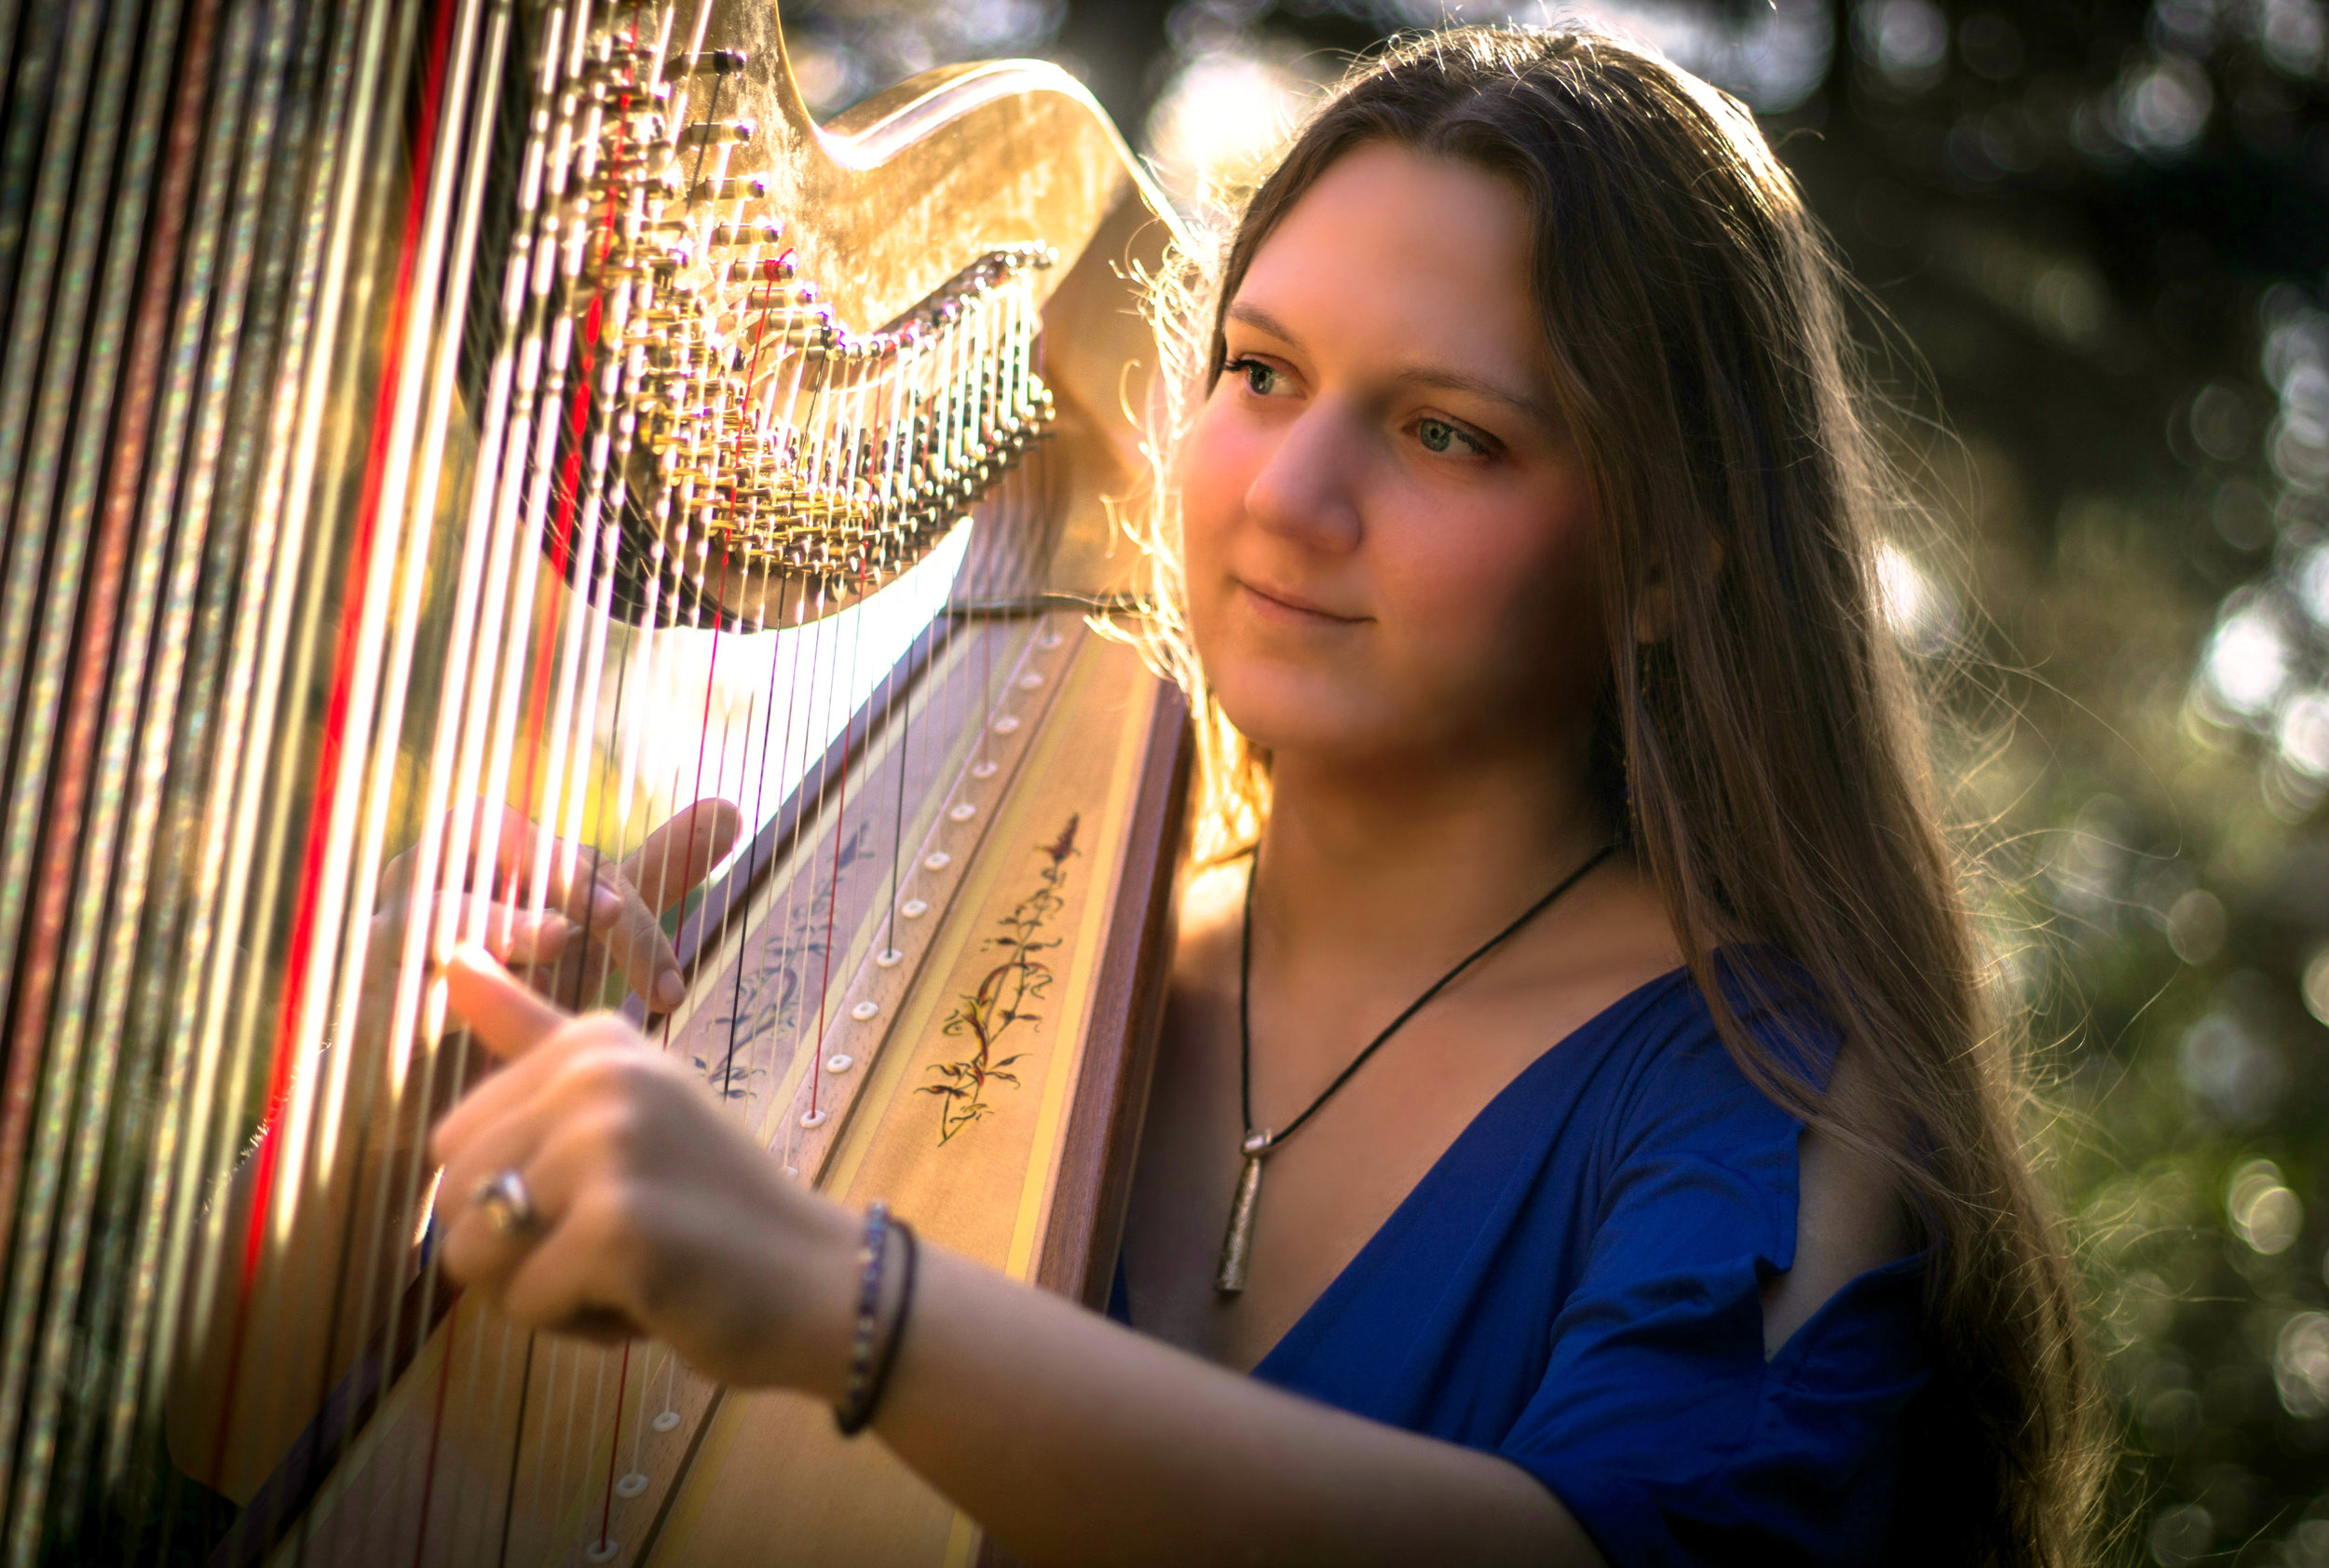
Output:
[472, 1166, 541, 1238]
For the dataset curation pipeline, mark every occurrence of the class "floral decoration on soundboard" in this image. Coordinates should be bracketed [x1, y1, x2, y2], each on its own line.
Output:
[691, 822, 872, 1104]
[921, 814, 1081, 1144]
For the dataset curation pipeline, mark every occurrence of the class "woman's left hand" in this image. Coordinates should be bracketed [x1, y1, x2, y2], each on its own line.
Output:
[429, 947, 862, 1397]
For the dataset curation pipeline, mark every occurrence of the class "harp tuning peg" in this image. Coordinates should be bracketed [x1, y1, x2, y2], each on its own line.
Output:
[678, 119, 755, 149]
[691, 174, 771, 205]
[664, 48, 746, 80]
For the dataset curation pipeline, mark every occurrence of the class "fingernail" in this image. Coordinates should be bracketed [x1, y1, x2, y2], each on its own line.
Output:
[653, 971, 687, 1011]
[538, 912, 576, 950]
[590, 884, 624, 927]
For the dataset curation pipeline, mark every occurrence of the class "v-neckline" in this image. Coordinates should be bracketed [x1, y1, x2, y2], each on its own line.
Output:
[1237, 964, 1691, 1377]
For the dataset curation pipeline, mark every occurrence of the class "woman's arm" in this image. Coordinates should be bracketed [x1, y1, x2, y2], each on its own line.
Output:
[431, 951, 1605, 1568]
[877, 1237, 1601, 1567]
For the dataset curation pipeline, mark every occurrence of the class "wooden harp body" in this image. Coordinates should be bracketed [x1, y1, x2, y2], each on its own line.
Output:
[0, 2, 1189, 1562]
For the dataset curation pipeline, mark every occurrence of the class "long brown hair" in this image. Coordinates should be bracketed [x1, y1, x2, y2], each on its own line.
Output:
[1133, 25, 2105, 1568]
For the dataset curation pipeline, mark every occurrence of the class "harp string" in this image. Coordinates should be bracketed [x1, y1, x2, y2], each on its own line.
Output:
[214, 0, 474, 1525]
[134, 0, 356, 1499]
[176, 0, 411, 1500]
[0, 0, 199, 1531]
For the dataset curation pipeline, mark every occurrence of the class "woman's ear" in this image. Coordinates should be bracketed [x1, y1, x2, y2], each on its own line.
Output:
[1630, 536, 1724, 644]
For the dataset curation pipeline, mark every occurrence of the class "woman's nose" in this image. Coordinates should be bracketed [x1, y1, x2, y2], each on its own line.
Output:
[1242, 407, 1363, 553]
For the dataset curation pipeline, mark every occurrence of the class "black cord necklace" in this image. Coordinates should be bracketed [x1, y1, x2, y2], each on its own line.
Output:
[1215, 840, 1617, 1293]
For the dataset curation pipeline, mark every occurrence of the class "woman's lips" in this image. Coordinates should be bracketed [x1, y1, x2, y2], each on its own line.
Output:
[1236, 578, 1365, 626]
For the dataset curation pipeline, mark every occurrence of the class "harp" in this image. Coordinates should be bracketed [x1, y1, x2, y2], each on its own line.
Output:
[0, 2, 1191, 1562]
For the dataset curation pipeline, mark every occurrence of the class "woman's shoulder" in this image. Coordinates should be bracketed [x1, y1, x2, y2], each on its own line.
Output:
[1573, 951, 1837, 1133]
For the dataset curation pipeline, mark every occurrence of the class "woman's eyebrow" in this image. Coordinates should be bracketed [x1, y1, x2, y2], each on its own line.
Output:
[1224, 300, 1305, 348]
[1393, 365, 1552, 423]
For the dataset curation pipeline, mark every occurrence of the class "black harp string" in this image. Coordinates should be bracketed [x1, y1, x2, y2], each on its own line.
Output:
[712, 286, 833, 1119]
[785, 310, 856, 1129]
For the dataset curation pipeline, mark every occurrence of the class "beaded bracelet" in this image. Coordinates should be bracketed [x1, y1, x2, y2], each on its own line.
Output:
[856, 1220, 917, 1427]
[833, 1202, 892, 1436]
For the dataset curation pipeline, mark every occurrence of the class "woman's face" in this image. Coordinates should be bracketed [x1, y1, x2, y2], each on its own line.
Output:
[1179, 142, 1607, 778]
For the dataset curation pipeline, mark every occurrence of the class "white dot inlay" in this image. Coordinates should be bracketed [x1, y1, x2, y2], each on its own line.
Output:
[923, 852, 951, 871]
[991, 715, 1020, 733]
[652, 1411, 682, 1433]
[1017, 672, 1043, 689]
[586, 1541, 620, 1564]
[901, 899, 929, 919]
[615, 1472, 649, 1499]
[876, 947, 904, 968]
[851, 1000, 879, 1021]
[1041, 630, 1064, 648]
[948, 802, 976, 822]
[825, 1053, 855, 1074]
[800, 1108, 828, 1129]
[971, 759, 998, 778]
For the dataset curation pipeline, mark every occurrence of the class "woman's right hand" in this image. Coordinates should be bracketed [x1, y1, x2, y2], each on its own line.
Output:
[348, 797, 741, 1152]
[429, 948, 865, 1393]
[370, 797, 742, 1017]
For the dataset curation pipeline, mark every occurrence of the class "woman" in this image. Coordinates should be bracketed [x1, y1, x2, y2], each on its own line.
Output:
[430, 26, 2104, 1566]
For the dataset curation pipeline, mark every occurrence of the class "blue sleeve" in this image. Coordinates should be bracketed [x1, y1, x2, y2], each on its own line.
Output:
[1497, 1029, 1928, 1568]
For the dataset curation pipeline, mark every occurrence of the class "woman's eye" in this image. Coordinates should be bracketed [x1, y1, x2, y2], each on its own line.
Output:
[1415, 416, 1487, 457]
[1227, 357, 1287, 398]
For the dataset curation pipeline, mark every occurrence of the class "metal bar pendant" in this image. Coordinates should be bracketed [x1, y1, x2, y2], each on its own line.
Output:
[1215, 1130, 1273, 1294]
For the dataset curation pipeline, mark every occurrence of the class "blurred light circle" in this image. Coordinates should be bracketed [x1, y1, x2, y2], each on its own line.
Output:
[2300, 946, 2329, 1024]
[2272, 416, 2329, 491]
[2189, 382, 2254, 462]
[1143, 47, 1314, 212]
[2227, 1158, 2304, 1254]
[2261, 302, 2329, 391]
[2212, 478, 2272, 550]
[2298, 548, 2329, 625]
[2178, 1013, 2285, 1122]
[2274, 1311, 2329, 1417]
[1855, 0, 1948, 88]
[786, 37, 868, 115]
[2246, 1185, 2305, 1253]
[2201, 603, 2293, 716]
[2263, 0, 2329, 76]
[2167, 889, 2227, 963]
[2150, 0, 2219, 55]
[2149, 1503, 2214, 1566]
[2117, 53, 2213, 153]
[2031, 265, 2105, 343]
[2276, 694, 2329, 776]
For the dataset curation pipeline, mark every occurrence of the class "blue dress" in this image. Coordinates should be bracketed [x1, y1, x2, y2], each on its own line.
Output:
[1124, 965, 1929, 1567]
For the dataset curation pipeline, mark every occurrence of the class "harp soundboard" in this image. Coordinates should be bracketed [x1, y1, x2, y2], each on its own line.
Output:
[0, 2, 1189, 1562]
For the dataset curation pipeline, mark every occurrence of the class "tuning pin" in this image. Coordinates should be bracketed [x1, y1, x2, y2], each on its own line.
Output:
[677, 119, 755, 149]
[691, 174, 772, 205]
[664, 48, 747, 79]
[742, 283, 819, 310]
[707, 221, 783, 249]
[723, 251, 798, 284]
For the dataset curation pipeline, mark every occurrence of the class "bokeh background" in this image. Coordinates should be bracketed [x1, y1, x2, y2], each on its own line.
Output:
[780, 1, 2326, 1561]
